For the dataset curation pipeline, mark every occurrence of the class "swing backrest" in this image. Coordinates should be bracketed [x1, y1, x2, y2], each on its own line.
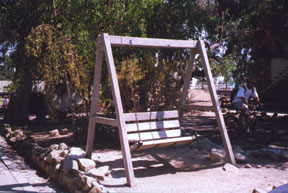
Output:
[123, 110, 182, 142]
[123, 110, 196, 151]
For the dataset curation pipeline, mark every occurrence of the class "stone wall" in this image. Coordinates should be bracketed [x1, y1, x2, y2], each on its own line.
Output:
[0, 124, 109, 193]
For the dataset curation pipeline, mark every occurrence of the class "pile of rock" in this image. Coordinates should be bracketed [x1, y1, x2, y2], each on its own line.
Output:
[0, 125, 109, 193]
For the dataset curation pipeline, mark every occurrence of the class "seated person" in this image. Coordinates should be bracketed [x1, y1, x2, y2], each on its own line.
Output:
[232, 77, 261, 116]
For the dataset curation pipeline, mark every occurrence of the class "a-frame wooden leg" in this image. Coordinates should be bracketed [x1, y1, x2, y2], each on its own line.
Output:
[102, 34, 135, 186]
[197, 40, 236, 165]
[86, 39, 104, 157]
[179, 49, 197, 122]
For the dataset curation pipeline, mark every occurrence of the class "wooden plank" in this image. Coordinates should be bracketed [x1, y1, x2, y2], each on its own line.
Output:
[127, 129, 181, 142]
[124, 110, 179, 122]
[182, 104, 214, 111]
[198, 40, 235, 165]
[109, 35, 198, 49]
[86, 40, 104, 157]
[179, 50, 197, 122]
[131, 136, 196, 151]
[90, 116, 119, 127]
[126, 120, 180, 133]
[103, 33, 135, 187]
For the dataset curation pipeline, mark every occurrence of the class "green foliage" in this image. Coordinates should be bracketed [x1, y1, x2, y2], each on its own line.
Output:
[118, 57, 145, 112]
[1, 0, 287, 124]
[116, 48, 185, 113]
[219, 0, 288, 81]
[25, 24, 88, 113]
[214, 54, 236, 83]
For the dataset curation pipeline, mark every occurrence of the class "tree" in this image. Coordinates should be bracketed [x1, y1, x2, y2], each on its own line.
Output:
[26, 23, 85, 134]
[0, 0, 54, 124]
[3, 0, 286, 125]
[214, 0, 288, 83]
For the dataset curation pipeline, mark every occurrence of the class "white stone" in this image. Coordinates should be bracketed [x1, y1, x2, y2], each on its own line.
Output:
[244, 164, 252, 168]
[210, 148, 225, 162]
[68, 147, 86, 159]
[60, 150, 69, 158]
[60, 128, 69, 135]
[59, 143, 68, 150]
[13, 129, 24, 138]
[49, 144, 59, 152]
[91, 154, 102, 163]
[46, 150, 62, 165]
[190, 138, 213, 152]
[49, 129, 59, 137]
[235, 152, 247, 163]
[223, 163, 239, 172]
[88, 166, 110, 181]
[252, 188, 267, 193]
[89, 181, 103, 193]
[77, 158, 96, 172]
[81, 176, 96, 191]
[55, 163, 61, 170]
[63, 158, 79, 175]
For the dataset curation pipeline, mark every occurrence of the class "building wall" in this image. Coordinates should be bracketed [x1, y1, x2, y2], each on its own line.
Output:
[271, 58, 288, 80]
[0, 81, 12, 93]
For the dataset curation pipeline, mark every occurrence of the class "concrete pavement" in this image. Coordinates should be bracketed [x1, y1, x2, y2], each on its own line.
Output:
[0, 134, 64, 193]
[0, 159, 37, 192]
[0, 136, 38, 192]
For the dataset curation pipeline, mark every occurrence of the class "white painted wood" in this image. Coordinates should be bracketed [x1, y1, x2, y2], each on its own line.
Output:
[198, 40, 235, 165]
[86, 39, 104, 157]
[103, 33, 135, 187]
[90, 116, 119, 127]
[124, 110, 179, 122]
[87, 33, 236, 187]
[126, 120, 180, 132]
[179, 50, 197, 122]
[130, 135, 196, 151]
[128, 129, 182, 142]
[109, 35, 198, 49]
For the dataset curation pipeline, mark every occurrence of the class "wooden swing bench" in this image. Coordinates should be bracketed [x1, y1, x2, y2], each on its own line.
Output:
[124, 110, 197, 151]
[86, 33, 235, 187]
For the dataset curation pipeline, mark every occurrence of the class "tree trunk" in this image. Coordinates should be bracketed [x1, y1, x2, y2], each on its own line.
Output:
[64, 71, 78, 143]
[4, 68, 32, 125]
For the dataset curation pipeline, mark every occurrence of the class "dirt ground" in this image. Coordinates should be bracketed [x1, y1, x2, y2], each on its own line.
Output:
[91, 147, 288, 193]
[86, 89, 288, 193]
[19, 89, 288, 193]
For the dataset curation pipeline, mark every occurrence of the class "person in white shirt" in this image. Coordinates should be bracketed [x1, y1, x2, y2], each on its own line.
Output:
[232, 77, 261, 115]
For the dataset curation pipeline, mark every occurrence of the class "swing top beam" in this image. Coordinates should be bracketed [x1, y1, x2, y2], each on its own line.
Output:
[99, 35, 198, 49]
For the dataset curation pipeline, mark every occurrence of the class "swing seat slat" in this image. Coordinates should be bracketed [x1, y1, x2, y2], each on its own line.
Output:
[130, 136, 197, 151]
[127, 129, 181, 141]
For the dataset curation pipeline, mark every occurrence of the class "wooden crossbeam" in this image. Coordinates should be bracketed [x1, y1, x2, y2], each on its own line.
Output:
[90, 116, 119, 127]
[109, 35, 198, 49]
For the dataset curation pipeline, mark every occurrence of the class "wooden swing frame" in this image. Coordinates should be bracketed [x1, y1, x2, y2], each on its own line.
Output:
[85, 33, 235, 187]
